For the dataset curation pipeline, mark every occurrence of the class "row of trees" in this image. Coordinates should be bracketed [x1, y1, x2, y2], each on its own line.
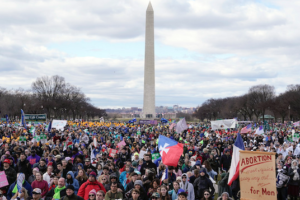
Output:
[193, 84, 300, 122]
[0, 75, 106, 120]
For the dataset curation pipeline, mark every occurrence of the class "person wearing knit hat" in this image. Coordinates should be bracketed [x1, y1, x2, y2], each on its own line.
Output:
[134, 180, 143, 187]
[88, 189, 96, 200]
[77, 171, 106, 200]
[64, 185, 84, 200]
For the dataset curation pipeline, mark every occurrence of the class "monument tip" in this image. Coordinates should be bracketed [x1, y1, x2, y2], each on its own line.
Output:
[147, 1, 153, 12]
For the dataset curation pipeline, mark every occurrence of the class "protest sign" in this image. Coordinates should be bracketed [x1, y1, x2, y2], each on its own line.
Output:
[211, 119, 237, 130]
[109, 149, 118, 157]
[0, 171, 9, 187]
[139, 150, 147, 160]
[19, 136, 27, 145]
[52, 120, 67, 131]
[152, 153, 160, 160]
[239, 151, 276, 200]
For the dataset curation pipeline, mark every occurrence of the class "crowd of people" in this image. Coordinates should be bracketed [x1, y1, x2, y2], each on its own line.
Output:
[0, 120, 299, 200]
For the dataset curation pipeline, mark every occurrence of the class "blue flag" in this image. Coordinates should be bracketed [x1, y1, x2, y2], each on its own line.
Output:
[5, 114, 9, 125]
[21, 109, 26, 128]
[48, 121, 52, 132]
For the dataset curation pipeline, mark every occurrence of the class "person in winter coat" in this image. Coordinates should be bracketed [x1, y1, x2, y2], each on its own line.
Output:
[7, 173, 33, 200]
[16, 153, 32, 180]
[168, 181, 180, 200]
[276, 163, 289, 200]
[31, 172, 49, 197]
[220, 150, 232, 171]
[217, 192, 233, 200]
[77, 172, 106, 200]
[2, 159, 17, 186]
[45, 178, 67, 200]
[288, 160, 300, 200]
[218, 172, 232, 197]
[193, 168, 214, 199]
[28, 168, 39, 184]
[119, 165, 131, 190]
[27, 150, 41, 167]
[179, 174, 194, 200]
[59, 185, 84, 200]
[31, 172, 49, 198]
[37, 159, 48, 175]
[66, 171, 80, 195]
[105, 174, 124, 195]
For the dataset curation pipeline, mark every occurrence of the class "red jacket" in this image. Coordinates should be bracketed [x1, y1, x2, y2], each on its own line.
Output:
[77, 180, 106, 200]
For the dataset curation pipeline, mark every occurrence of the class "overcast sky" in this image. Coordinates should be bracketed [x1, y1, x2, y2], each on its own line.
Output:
[0, 0, 299, 108]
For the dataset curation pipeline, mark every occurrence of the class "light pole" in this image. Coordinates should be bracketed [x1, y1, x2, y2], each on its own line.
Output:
[288, 105, 291, 121]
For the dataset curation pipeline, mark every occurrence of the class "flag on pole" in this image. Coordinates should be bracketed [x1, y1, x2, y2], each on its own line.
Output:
[228, 132, 245, 186]
[5, 114, 9, 125]
[176, 118, 188, 133]
[161, 167, 168, 184]
[293, 121, 300, 127]
[47, 121, 52, 132]
[63, 137, 73, 151]
[169, 123, 176, 130]
[158, 135, 183, 166]
[240, 124, 252, 134]
[21, 109, 26, 128]
[255, 125, 264, 135]
[93, 136, 98, 148]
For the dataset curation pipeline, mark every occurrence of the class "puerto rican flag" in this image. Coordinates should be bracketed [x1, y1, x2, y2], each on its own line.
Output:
[158, 135, 183, 166]
[228, 132, 245, 186]
[240, 124, 252, 134]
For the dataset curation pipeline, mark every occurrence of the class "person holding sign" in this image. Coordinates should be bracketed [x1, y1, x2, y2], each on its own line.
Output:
[287, 160, 300, 200]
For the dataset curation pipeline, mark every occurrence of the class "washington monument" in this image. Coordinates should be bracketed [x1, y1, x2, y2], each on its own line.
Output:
[142, 2, 156, 119]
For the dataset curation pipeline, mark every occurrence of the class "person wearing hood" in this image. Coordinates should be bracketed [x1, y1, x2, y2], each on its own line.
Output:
[60, 185, 84, 200]
[74, 163, 84, 177]
[276, 162, 288, 200]
[218, 171, 232, 198]
[7, 173, 33, 200]
[105, 174, 124, 195]
[288, 160, 300, 200]
[37, 159, 48, 175]
[179, 174, 194, 200]
[217, 192, 233, 200]
[66, 171, 80, 195]
[193, 168, 214, 199]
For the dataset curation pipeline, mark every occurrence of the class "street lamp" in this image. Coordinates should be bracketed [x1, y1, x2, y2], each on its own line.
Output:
[288, 105, 291, 121]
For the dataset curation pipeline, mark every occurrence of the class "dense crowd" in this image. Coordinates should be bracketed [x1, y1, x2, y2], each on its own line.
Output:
[0, 121, 299, 200]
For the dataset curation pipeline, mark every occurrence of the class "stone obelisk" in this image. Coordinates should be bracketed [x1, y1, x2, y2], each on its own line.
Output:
[142, 2, 156, 119]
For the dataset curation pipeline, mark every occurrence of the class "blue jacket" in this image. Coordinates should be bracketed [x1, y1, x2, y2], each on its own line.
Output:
[65, 171, 80, 194]
[7, 181, 32, 200]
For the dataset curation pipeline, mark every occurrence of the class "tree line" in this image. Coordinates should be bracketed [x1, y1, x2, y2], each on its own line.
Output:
[0, 75, 106, 120]
[193, 84, 300, 122]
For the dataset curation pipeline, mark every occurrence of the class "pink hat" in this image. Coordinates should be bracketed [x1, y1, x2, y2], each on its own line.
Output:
[33, 167, 39, 172]
[5, 151, 10, 155]
[89, 189, 96, 195]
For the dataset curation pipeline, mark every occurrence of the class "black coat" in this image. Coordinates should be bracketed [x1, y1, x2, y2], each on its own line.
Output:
[16, 159, 32, 179]
[220, 154, 232, 170]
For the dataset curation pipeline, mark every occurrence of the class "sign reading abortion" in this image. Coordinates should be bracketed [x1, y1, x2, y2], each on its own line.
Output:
[239, 151, 277, 200]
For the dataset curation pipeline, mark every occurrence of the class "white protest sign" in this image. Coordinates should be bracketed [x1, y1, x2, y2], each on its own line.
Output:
[51, 120, 67, 131]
